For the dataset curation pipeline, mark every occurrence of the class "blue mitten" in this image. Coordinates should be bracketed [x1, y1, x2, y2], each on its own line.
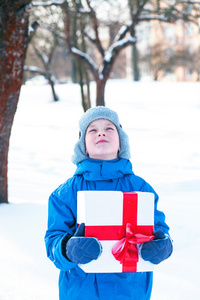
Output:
[140, 230, 173, 264]
[65, 223, 102, 264]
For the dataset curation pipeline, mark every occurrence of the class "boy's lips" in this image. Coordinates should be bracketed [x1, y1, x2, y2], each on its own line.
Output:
[96, 139, 108, 144]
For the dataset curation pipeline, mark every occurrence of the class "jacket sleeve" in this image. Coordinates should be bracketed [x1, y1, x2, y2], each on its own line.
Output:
[44, 179, 78, 271]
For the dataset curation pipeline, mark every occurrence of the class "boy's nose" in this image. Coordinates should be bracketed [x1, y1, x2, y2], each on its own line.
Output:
[98, 132, 105, 136]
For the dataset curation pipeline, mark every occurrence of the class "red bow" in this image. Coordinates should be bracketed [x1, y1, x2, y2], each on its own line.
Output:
[112, 223, 154, 264]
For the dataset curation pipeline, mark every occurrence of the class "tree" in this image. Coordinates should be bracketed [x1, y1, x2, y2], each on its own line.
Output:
[0, 1, 32, 203]
[140, 17, 200, 81]
[66, 0, 92, 111]
[161, 48, 200, 81]
[139, 42, 170, 81]
[64, 0, 136, 106]
[26, 4, 91, 108]
[26, 37, 60, 101]
[33, 0, 200, 106]
[25, 6, 65, 101]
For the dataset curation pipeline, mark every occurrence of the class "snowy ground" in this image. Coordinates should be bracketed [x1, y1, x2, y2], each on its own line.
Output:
[0, 80, 200, 299]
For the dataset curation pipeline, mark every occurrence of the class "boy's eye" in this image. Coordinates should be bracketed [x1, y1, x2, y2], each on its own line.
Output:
[107, 127, 114, 130]
[88, 129, 96, 133]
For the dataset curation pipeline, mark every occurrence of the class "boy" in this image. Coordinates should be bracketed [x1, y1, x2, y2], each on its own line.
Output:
[45, 106, 173, 300]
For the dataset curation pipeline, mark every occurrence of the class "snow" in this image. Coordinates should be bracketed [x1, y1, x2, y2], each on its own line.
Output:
[105, 36, 137, 62]
[71, 47, 98, 70]
[1, 80, 200, 299]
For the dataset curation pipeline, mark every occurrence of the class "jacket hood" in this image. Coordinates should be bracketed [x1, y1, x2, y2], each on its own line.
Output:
[74, 158, 134, 181]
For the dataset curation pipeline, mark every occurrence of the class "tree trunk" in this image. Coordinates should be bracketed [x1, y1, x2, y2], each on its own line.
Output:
[132, 43, 139, 81]
[0, 1, 30, 203]
[78, 63, 86, 111]
[96, 78, 106, 106]
[48, 76, 59, 101]
[84, 72, 91, 111]
[71, 57, 78, 83]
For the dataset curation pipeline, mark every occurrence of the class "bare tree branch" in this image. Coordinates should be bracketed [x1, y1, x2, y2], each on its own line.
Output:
[24, 65, 46, 75]
[41, 22, 66, 41]
[113, 23, 132, 42]
[32, 1, 65, 7]
[70, 47, 99, 79]
[85, 0, 105, 57]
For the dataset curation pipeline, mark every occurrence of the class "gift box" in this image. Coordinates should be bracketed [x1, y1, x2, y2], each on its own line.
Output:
[77, 191, 155, 273]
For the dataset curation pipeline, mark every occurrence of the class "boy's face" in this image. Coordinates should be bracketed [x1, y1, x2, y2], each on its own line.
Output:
[85, 119, 120, 161]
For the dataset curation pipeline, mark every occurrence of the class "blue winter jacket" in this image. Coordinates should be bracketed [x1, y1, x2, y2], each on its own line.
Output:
[45, 158, 170, 300]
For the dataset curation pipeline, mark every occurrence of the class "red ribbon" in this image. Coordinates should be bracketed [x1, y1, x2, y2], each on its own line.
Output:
[112, 223, 154, 265]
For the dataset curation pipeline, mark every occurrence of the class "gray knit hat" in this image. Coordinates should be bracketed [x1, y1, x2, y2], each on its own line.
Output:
[72, 106, 131, 164]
